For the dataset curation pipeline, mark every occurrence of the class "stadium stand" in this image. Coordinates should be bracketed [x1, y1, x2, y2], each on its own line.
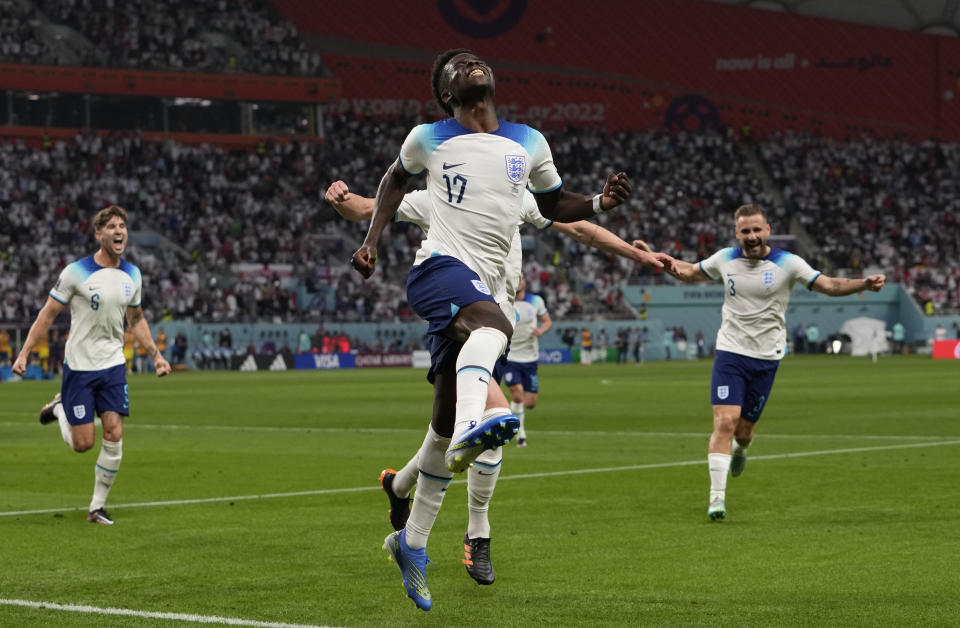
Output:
[3, 123, 958, 329]
[0, 0, 49, 64]
[4, 0, 325, 75]
[760, 132, 960, 313]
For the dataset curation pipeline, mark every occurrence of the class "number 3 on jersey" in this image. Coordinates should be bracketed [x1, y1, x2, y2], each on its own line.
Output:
[443, 173, 467, 204]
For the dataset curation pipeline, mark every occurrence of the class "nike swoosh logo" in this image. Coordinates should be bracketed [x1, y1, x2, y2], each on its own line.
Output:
[479, 377, 489, 384]
[443, 162, 465, 170]
[726, 274, 737, 277]
[477, 471, 496, 476]
[88, 286, 99, 291]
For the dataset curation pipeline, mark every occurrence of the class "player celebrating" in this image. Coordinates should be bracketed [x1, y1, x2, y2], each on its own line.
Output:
[349, 48, 643, 610]
[662, 204, 885, 521]
[504, 275, 550, 447]
[13, 205, 171, 525]
[327, 178, 668, 587]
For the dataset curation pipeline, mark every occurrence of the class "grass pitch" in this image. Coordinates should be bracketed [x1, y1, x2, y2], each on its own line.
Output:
[1, 355, 958, 627]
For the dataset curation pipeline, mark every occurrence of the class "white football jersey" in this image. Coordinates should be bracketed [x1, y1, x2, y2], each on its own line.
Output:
[399, 118, 561, 306]
[507, 293, 548, 363]
[49, 256, 142, 371]
[399, 187, 553, 307]
[507, 193, 552, 306]
[699, 247, 821, 360]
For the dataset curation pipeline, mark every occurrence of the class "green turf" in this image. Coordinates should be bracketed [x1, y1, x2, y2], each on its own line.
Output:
[1, 355, 958, 627]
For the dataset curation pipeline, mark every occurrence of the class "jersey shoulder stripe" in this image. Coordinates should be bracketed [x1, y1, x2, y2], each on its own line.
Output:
[765, 247, 790, 266]
[491, 120, 536, 148]
[398, 120, 458, 173]
[118, 259, 141, 283]
[70, 255, 102, 281]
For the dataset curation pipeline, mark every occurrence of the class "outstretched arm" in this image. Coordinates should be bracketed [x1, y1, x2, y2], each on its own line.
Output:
[534, 172, 633, 223]
[550, 221, 669, 269]
[660, 257, 709, 283]
[350, 159, 411, 278]
[324, 180, 374, 222]
[811, 274, 886, 296]
[12, 297, 63, 375]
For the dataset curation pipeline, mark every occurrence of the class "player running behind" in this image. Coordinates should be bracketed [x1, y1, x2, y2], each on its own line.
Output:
[503, 275, 549, 447]
[660, 204, 885, 521]
[13, 205, 171, 525]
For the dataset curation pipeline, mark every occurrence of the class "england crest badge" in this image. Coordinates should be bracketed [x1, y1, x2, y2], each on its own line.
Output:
[73, 405, 86, 420]
[716, 385, 729, 400]
[471, 279, 492, 295]
[505, 155, 526, 183]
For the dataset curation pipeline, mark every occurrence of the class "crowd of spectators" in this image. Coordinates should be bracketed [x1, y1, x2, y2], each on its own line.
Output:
[760, 132, 960, 312]
[2, 122, 959, 334]
[535, 126, 782, 317]
[0, 0, 49, 64]
[0, 116, 420, 327]
[5, 0, 324, 76]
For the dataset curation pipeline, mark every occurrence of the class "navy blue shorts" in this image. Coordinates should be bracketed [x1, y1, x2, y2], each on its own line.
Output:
[709, 350, 779, 423]
[503, 360, 538, 393]
[424, 334, 507, 386]
[61, 362, 129, 425]
[406, 255, 497, 336]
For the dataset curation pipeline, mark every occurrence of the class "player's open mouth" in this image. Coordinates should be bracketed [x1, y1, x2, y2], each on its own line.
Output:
[468, 68, 485, 78]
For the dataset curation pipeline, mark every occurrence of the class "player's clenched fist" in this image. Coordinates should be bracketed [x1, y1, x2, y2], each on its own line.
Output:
[351, 246, 378, 279]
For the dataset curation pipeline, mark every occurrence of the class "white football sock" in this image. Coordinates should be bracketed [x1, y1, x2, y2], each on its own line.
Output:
[708, 452, 731, 502]
[392, 450, 419, 499]
[452, 327, 508, 442]
[405, 426, 452, 550]
[510, 401, 525, 439]
[89, 439, 122, 511]
[54, 402, 73, 449]
[467, 408, 507, 539]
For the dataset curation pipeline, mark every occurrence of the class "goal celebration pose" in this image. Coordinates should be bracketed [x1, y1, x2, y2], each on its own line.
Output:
[13, 205, 171, 525]
[662, 204, 885, 520]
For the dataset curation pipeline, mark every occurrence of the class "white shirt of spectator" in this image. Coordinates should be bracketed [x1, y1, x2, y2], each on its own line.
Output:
[49, 255, 142, 371]
[399, 188, 552, 308]
[699, 247, 821, 361]
[507, 293, 548, 363]
[398, 118, 561, 308]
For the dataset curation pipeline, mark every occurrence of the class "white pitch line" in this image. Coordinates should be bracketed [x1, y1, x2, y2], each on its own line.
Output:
[495, 438, 960, 482]
[0, 598, 340, 628]
[0, 485, 376, 517]
[0, 420, 947, 441]
[3, 439, 959, 519]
